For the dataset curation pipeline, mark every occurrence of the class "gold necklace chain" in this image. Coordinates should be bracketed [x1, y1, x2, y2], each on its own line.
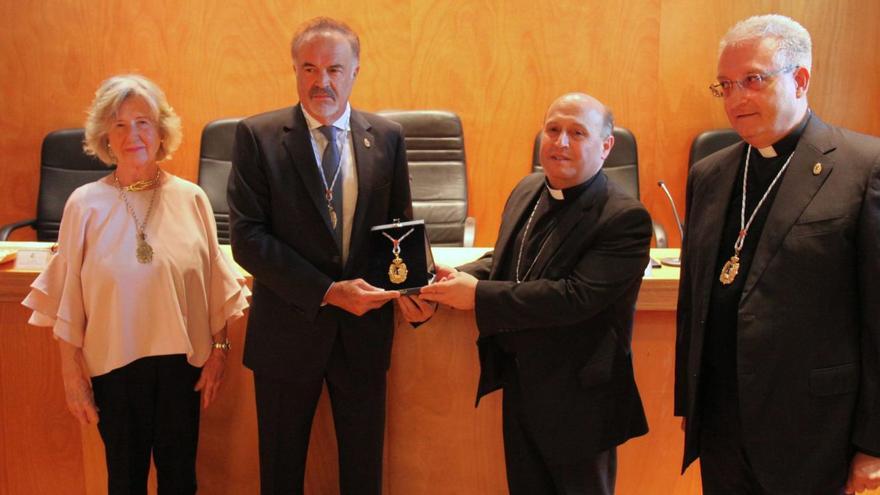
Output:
[113, 170, 161, 263]
[719, 146, 793, 284]
[118, 168, 162, 192]
[382, 228, 415, 284]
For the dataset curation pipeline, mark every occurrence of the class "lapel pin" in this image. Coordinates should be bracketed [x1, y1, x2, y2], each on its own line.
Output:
[363, 137, 371, 148]
[812, 162, 822, 175]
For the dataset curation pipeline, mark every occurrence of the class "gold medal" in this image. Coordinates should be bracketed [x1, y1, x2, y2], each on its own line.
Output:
[382, 227, 416, 285]
[136, 232, 154, 264]
[389, 254, 408, 284]
[719, 255, 740, 284]
[328, 204, 337, 229]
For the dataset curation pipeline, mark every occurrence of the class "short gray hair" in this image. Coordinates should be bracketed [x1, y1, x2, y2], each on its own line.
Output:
[83, 74, 182, 165]
[291, 17, 360, 63]
[720, 14, 812, 70]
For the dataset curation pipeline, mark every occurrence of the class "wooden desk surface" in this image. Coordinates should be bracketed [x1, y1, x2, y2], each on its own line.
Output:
[0, 243, 681, 311]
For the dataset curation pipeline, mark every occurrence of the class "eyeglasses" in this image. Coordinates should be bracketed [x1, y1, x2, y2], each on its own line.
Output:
[709, 65, 798, 97]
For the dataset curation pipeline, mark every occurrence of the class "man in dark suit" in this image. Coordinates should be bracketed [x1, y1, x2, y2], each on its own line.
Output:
[675, 14, 880, 495]
[227, 17, 413, 495]
[420, 92, 652, 495]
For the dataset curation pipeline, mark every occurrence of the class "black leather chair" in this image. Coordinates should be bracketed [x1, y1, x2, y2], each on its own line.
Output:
[531, 127, 668, 248]
[197, 118, 242, 244]
[688, 128, 742, 168]
[377, 110, 474, 247]
[0, 129, 111, 241]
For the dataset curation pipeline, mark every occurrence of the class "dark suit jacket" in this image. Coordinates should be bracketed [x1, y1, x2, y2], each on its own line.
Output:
[227, 104, 412, 381]
[460, 171, 652, 463]
[675, 116, 880, 492]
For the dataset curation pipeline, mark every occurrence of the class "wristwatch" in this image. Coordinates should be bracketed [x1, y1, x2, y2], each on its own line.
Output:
[212, 339, 231, 351]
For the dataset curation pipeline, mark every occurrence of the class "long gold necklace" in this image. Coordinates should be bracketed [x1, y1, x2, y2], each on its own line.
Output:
[114, 170, 161, 263]
[382, 228, 415, 284]
[719, 146, 793, 285]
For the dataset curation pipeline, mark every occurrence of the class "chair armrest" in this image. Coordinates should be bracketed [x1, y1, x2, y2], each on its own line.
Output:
[652, 220, 668, 249]
[0, 218, 36, 241]
[462, 217, 476, 248]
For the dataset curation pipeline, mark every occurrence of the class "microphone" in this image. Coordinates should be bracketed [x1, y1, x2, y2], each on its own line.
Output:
[657, 180, 684, 267]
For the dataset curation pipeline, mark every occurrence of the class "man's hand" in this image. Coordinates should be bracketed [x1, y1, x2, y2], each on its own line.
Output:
[324, 279, 400, 316]
[846, 452, 880, 493]
[434, 264, 458, 281]
[396, 295, 437, 323]
[419, 271, 478, 310]
[195, 348, 227, 409]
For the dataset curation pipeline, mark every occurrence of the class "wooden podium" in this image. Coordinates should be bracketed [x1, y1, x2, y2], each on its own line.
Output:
[0, 244, 703, 494]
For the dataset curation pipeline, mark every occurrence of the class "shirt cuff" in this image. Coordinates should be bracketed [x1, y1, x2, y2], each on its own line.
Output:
[321, 282, 334, 307]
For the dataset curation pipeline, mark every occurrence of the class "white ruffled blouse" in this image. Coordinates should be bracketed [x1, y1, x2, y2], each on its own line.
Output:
[22, 174, 250, 377]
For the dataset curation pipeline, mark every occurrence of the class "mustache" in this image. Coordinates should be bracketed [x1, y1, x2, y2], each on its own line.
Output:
[310, 87, 337, 100]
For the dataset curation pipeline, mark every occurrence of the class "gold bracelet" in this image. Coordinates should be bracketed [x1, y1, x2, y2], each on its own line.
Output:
[212, 339, 231, 351]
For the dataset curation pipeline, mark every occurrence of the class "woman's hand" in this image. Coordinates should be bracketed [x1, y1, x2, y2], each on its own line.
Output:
[195, 348, 227, 409]
[58, 341, 99, 425]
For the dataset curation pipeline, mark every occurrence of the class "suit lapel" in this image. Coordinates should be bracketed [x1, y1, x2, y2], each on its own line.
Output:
[742, 117, 836, 299]
[345, 110, 377, 272]
[282, 105, 336, 236]
[490, 174, 544, 279]
[526, 172, 608, 280]
[689, 144, 742, 321]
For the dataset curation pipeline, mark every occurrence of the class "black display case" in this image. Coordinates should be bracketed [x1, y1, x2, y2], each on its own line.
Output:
[367, 219, 434, 294]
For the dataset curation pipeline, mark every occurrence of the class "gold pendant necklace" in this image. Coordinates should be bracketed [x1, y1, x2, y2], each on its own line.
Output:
[136, 231, 154, 263]
[382, 228, 415, 284]
[719, 230, 743, 285]
[326, 190, 338, 229]
[319, 130, 344, 230]
[719, 146, 793, 285]
[114, 170, 161, 264]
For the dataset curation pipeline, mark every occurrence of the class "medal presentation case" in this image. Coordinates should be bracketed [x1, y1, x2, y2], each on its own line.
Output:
[368, 219, 434, 294]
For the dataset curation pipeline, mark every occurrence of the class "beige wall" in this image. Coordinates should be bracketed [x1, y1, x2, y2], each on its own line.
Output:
[1, 0, 878, 247]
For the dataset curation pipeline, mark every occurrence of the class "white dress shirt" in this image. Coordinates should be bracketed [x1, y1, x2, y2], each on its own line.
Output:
[302, 104, 359, 263]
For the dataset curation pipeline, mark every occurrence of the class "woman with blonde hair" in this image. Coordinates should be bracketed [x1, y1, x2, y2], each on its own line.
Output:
[23, 74, 249, 494]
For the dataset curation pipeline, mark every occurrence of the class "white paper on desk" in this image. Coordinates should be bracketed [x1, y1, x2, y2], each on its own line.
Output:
[14, 249, 52, 270]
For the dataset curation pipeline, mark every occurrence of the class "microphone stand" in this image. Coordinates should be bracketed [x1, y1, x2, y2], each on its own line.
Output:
[657, 180, 684, 267]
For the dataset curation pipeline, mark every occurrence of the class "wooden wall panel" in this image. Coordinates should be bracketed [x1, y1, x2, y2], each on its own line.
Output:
[1, 5, 879, 492]
[1, 1, 878, 247]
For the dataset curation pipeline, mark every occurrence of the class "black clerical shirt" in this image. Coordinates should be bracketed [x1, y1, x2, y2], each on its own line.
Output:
[699, 113, 811, 428]
[502, 174, 597, 283]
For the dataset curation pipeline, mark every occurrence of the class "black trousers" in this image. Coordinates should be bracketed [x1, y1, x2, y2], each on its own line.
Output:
[502, 356, 616, 495]
[91, 354, 201, 495]
[253, 337, 387, 495]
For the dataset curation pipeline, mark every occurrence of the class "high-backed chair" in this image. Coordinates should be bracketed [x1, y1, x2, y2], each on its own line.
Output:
[688, 128, 741, 168]
[377, 110, 474, 247]
[531, 127, 668, 248]
[197, 118, 242, 244]
[0, 129, 111, 241]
